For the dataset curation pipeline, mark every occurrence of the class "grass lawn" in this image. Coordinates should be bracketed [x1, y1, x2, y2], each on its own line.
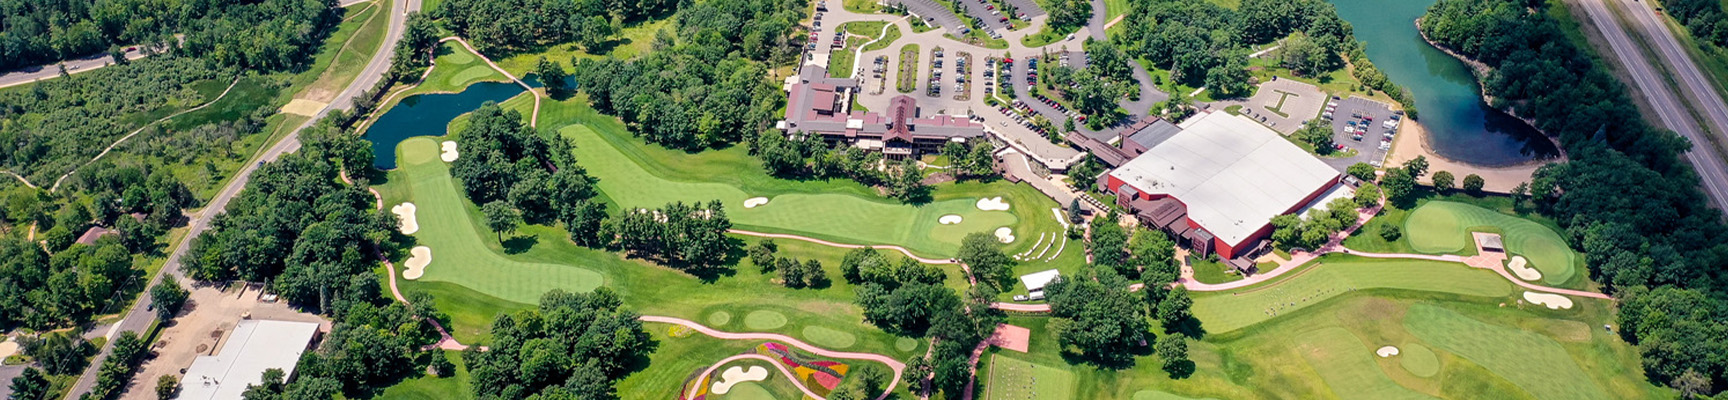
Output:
[1188, 256, 1244, 285]
[1022, 23, 1079, 48]
[1401, 201, 1578, 286]
[494, 18, 672, 76]
[415, 42, 510, 95]
[845, 0, 884, 13]
[295, 0, 391, 103]
[984, 353, 1075, 400]
[1192, 254, 1515, 335]
[829, 36, 868, 78]
[1404, 303, 1610, 400]
[372, 350, 472, 400]
[1292, 326, 1431, 399]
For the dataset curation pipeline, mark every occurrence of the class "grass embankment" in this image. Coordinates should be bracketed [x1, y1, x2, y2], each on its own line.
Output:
[1344, 191, 1583, 288]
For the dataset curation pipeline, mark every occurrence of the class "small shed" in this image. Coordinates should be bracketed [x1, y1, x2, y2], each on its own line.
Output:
[1476, 233, 1505, 252]
[74, 226, 117, 246]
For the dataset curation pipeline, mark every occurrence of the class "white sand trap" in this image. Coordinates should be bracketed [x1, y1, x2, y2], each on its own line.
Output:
[279, 99, 327, 116]
[403, 246, 432, 280]
[1507, 256, 1541, 281]
[1376, 346, 1400, 357]
[939, 214, 963, 224]
[0, 338, 17, 359]
[710, 365, 769, 394]
[976, 197, 1010, 211]
[1523, 291, 1574, 310]
[440, 141, 460, 162]
[391, 203, 419, 234]
[995, 227, 1016, 243]
[743, 197, 770, 208]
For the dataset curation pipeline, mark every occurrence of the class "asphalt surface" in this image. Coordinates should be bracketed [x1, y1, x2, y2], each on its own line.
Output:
[59, 0, 419, 397]
[1571, 0, 1728, 211]
[889, 0, 966, 33]
[1611, 0, 1728, 210]
[0, 48, 150, 89]
[1322, 97, 1397, 170]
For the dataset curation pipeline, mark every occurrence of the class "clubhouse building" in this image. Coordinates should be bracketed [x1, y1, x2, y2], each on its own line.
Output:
[779, 66, 984, 158]
[1099, 111, 1342, 260]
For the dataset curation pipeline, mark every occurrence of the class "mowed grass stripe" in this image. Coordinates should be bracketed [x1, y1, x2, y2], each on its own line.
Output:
[1193, 255, 1513, 334]
[397, 137, 605, 303]
[1403, 201, 1578, 285]
[1292, 327, 1435, 400]
[1405, 304, 1611, 400]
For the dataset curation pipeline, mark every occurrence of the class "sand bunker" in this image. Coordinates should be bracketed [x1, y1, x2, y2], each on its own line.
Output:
[279, 99, 327, 116]
[403, 246, 432, 280]
[0, 338, 17, 359]
[1523, 291, 1574, 310]
[710, 365, 769, 394]
[1376, 346, 1400, 357]
[391, 203, 419, 234]
[995, 227, 1016, 243]
[1507, 256, 1541, 281]
[976, 197, 1010, 211]
[939, 214, 963, 224]
[440, 141, 459, 162]
[743, 197, 769, 208]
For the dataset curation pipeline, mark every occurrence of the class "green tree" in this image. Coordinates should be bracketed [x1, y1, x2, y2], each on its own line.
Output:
[1156, 286, 1193, 332]
[9, 367, 49, 400]
[778, 257, 805, 288]
[1379, 224, 1401, 241]
[1402, 155, 1429, 178]
[1068, 199, 1085, 225]
[150, 281, 189, 320]
[1431, 170, 1454, 192]
[481, 201, 522, 241]
[1346, 162, 1376, 182]
[42, 226, 74, 253]
[1461, 174, 1485, 195]
[156, 375, 179, 400]
[1381, 168, 1416, 205]
[889, 159, 929, 202]
[535, 57, 568, 95]
[1205, 51, 1253, 98]
[430, 350, 455, 378]
[1154, 334, 1190, 377]
[804, 259, 830, 288]
[748, 239, 778, 272]
[966, 140, 996, 178]
[958, 232, 1016, 290]
[1354, 183, 1382, 208]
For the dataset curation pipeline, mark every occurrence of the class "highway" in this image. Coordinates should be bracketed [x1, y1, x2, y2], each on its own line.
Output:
[1571, 0, 1728, 211]
[59, 0, 420, 397]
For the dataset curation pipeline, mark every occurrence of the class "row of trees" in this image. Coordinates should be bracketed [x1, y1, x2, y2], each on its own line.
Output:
[449, 103, 598, 226]
[749, 240, 832, 288]
[1658, 0, 1728, 51]
[435, 0, 671, 54]
[466, 288, 653, 399]
[603, 200, 734, 270]
[1268, 196, 1365, 250]
[1423, 0, 1728, 395]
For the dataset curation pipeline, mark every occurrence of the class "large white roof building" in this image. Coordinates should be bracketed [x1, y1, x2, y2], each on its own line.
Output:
[178, 319, 322, 400]
[1103, 112, 1340, 258]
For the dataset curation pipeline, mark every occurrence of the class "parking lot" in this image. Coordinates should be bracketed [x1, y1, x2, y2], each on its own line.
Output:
[1232, 79, 1326, 134]
[1322, 96, 1400, 170]
[889, 0, 966, 33]
[1002, 0, 1045, 17]
[952, 0, 1017, 37]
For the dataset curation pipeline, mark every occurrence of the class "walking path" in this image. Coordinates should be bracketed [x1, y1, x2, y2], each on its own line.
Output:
[640, 315, 906, 400]
[442, 37, 542, 127]
[47, 76, 244, 192]
[686, 353, 829, 399]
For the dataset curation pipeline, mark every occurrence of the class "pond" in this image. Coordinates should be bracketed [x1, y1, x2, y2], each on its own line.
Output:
[362, 81, 524, 169]
[1331, 0, 1561, 166]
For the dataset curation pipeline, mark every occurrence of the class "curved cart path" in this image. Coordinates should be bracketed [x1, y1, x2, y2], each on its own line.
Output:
[687, 353, 827, 400]
[640, 315, 905, 400]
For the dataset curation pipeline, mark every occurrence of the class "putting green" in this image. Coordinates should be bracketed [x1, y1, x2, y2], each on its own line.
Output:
[1405, 304, 1609, 400]
[1293, 327, 1432, 400]
[1132, 390, 1218, 400]
[718, 381, 778, 400]
[986, 354, 1074, 400]
[1399, 343, 1439, 378]
[562, 124, 1018, 257]
[801, 326, 857, 349]
[744, 310, 788, 330]
[395, 137, 605, 303]
[894, 338, 919, 352]
[1402, 202, 1578, 285]
[447, 65, 501, 89]
[1193, 255, 1513, 334]
[709, 311, 733, 327]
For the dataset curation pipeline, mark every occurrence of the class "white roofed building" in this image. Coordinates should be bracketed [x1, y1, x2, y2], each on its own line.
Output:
[1100, 112, 1341, 259]
[178, 320, 322, 400]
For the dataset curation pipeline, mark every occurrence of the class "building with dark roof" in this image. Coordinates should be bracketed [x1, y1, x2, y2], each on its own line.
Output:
[780, 66, 983, 158]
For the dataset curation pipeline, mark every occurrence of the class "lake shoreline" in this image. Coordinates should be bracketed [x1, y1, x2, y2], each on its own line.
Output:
[1415, 17, 1569, 164]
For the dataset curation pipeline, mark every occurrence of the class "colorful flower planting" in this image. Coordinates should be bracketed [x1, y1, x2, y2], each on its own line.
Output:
[758, 342, 851, 394]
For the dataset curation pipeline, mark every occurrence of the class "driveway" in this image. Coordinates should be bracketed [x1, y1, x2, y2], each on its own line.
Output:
[0, 47, 151, 89]
[1003, 0, 1046, 17]
[1220, 79, 1325, 134]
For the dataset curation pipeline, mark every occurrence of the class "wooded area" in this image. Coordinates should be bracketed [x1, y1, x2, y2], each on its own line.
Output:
[1423, 0, 1728, 395]
[0, 0, 339, 71]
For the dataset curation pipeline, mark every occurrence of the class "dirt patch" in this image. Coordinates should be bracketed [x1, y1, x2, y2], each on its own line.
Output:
[1386, 121, 1550, 193]
[279, 99, 328, 116]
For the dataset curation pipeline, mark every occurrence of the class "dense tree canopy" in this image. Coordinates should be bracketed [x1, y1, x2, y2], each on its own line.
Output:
[436, 0, 666, 54]
[1045, 267, 1150, 367]
[466, 288, 653, 399]
[1119, 0, 1352, 96]
[0, 0, 337, 71]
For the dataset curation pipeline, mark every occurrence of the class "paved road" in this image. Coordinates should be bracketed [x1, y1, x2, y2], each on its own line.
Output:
[59, 0, 419, 397]
[0, 47, 151, 90]
[1571, 0, 1728, 211]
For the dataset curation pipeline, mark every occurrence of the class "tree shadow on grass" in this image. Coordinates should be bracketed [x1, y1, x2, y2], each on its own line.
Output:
[502, 235, 538, 254]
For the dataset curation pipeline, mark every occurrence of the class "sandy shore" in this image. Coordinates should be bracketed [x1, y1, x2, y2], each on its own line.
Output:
[1386, 121, 1560, 194]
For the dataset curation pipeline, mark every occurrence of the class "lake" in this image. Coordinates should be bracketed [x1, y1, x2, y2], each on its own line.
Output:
[1331, 0, 1561, 166]
[362, 81, 524, 169]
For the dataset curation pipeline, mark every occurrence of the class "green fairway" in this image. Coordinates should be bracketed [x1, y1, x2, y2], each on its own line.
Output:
[1405, 304, 1610, 400]
[1292, 327, 1433, 400]
[1192, 254, 1514, 334]
[801, 326, 858, 349]
[394, 137, 606, 304]
[1402, 201, 1578, 285]
[1131, 390, 1217, 400]
[416, 42, 508, 95]
[986, 354, 1075, 400]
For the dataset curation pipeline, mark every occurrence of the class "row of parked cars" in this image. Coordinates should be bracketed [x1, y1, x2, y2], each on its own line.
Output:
[1002, 100, 1055, 137]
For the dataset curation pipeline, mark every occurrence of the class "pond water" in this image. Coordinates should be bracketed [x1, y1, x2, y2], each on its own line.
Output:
[362, 81, 524, 169]
[1331, 0, 1561, 166]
